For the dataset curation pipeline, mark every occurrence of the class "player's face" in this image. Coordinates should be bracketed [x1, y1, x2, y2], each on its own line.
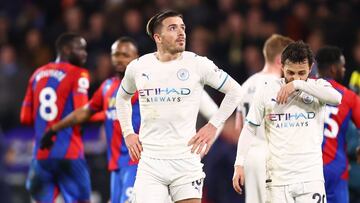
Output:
[111, 41, 138, 73]
[157, 16, 186, 54]
[68, 37, 87, 67]
[334, 55, 346, 82]
[282, 59, 311, 83]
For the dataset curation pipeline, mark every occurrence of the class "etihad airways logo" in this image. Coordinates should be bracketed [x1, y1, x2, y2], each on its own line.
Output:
[268, 112, 315, 121]
[139, 87, 191, 103]
[267, 112, 316, 128]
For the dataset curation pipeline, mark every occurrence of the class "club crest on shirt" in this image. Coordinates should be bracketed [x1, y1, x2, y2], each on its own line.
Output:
[177, 68, 189, 81]
[302, 93, 314, 104]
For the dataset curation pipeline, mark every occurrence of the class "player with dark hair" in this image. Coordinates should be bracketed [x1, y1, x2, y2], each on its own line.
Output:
[40, 37, 140, 203]
[233, 41, 342, 203]
[116, 10, 243, 203]
[316, 46, 360, 203]
[20, 33, 91, 203]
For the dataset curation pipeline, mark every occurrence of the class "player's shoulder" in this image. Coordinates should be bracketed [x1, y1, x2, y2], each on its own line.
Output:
[182, 51, 211, 62]
[126, 53, 154, 70]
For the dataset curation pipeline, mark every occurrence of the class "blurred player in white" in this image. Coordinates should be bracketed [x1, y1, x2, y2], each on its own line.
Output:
[116, 10, 242, 203]
[233, 41, 342, 203]
[235, 34, 293, 203]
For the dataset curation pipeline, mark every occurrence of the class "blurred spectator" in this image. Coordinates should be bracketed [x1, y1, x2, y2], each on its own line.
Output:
[85, 12, 113, 70]
[122, 9, 153, 54]
[306, 28, 325, 54]
[89, 52, 113, 96]
[0, 44, 30, 131]
[20, 28, 52, 71]
[188, 26, 213, 56]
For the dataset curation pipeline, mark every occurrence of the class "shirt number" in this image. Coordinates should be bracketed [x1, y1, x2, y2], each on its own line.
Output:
[39, 87, 58, 121]
[324, 105, 339, 138]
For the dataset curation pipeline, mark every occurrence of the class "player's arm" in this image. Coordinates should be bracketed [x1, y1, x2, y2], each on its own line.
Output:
[116, 61, 142, 161]
[20, 76, 34, 125]
[50, 106, 93, 132]
[189, 57, 243, 156]
[40, 106, 94, 150]
[199, 91, 223, 142]
[277, 79, 342, 105]
[232, 82, 265, 194]
[233, 122, 257, 194]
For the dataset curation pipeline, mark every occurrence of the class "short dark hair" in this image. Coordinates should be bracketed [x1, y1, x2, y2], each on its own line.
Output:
[55, 33, 81, 52]
[315, 46, 342, 71]
[281, 41, 314, 67]
[116, 36, 138, 48]
[146, 10, 182, 40]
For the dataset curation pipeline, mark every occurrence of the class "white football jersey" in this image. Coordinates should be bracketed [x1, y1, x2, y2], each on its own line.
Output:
[237, 72, 278, 140]
[246, 78, 327, 185]
[120, 51, 230, 159]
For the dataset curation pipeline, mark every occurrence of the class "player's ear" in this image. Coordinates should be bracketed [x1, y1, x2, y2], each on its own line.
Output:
[275, 55, 282, 66]
[154, 33, 161, 44]
[62, 45, 71, 56]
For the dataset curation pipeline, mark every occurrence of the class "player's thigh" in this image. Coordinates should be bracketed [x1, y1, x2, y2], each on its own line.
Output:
[169, 157, 205, 202]
[57, 159, 91, 203]
[170, 178, 203, 203]
[26, 160, 58, 202]
[267, 185, 294, 203]
[119, 165, 137, 203]
[295, 181, 326, 203]
[134, 160, 169, 203]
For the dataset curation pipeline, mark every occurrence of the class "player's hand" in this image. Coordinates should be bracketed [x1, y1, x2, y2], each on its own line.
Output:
[233, 165, 245, 194]
[40, 128, 57, 150]
[276, 82, 296, 104]
[356, 146, 360, 164]
[125, 133, 142, 161]
[188, 123, 217, 157]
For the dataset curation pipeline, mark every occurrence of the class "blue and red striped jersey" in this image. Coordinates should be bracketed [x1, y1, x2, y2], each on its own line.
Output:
[88, 77, 140, 171]
[322, 79, 360, 180]
[20, 62, 90, 160]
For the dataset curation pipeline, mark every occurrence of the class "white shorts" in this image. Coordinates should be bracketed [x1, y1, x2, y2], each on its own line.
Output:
[244, 138, 267, 203]
[134, 156, 205, 203]
[266, 181, 326, 203]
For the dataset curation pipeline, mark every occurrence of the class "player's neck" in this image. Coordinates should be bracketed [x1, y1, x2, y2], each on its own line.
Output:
[155, 49, 182, 62]
[261, 63, 282, 77]
[55, 56, 68, 63]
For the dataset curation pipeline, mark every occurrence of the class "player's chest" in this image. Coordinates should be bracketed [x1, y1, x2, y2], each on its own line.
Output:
[134, 66, 201, 89]
[265, 91, 321, 119]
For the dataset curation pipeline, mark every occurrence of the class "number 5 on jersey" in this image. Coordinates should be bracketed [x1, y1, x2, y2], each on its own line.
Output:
[324, 105, 339, 138]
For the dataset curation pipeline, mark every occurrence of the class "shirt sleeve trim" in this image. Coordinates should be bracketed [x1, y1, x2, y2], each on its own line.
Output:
[216, 73, 229, 90]
[121, 85, 135, 95]
[245, 119, 261, 126]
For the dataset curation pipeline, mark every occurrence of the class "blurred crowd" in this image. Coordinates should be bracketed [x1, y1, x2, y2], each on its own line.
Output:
[1, 0, 360, 202]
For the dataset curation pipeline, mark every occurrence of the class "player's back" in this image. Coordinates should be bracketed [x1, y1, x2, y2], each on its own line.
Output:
[238, 72, 278, 139]
[322, 79, 360, 179]
[21, 62, 90, 160]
